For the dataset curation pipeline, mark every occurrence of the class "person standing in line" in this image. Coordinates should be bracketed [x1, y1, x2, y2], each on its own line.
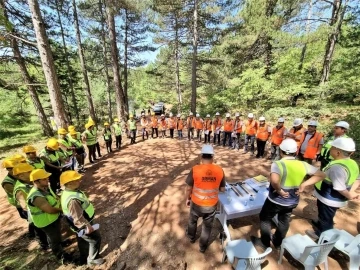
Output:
[103, 122, 112, 153]
[23, 145, 45, 169]
[127, 115, 137, 144]
[69, 130, 86, 173]
[150, 112, 159, 139]
[168, 113, 176, 139]
[285, 118, 306, 149]
[268, 118, 287, 161]
[297, 120, 324, 164]
[112, 118, 122, 149]
[256, 116, 271, 158]
[223, 113, 234, 148]
[140, 113, 149, 140]
[213, 112, 222, 146]
[82, 123, 97, 164]
[88, 119, 102, 159]
[187, 112, 195, 140]
[176, 114, 185, 140]
[233, 113, 243, 150]
[204, 114, 212, 144]
[243, 113, 258, 155]
[194, 114, 204, 142]
[159, 114, 167, 138]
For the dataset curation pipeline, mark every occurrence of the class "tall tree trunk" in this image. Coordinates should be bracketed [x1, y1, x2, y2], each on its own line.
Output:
[99, 0, 112, 122]
[27, 0, 69, 127]
[0, 0, 53, 136]
[320, 0, 347, 84]
[55, 0, 80, 124]
[191, 0, 198, 114]
[124, 9, 129, 115]
[298, 0, 313, 70]
[72, 0, 96, 121]
[174, 13, 182, 114]
[105, 1, 127, 120]
[264, 0, 278, 76]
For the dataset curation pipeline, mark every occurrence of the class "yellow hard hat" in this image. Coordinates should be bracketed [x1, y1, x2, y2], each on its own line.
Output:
[23, 145, 37, 154]
[13, 163, 34, 175]
[68, 125, 76, 132]
[104, 122, 110, 126]
[46, 138, 59, 151]
[88, 119, 95, 126]
[85, 122, 94, 129]
[129, 114, 134, 118]
[12, 154, 26, 163]
[151, 112, 155, 116]
[70, 130, 78, 136]
[2, 158, 19, 169]
[114, 118, 119, 122]
[30, 169, 52, 182]
[60, 170, 82, 185]
[57, 128, 68, 135]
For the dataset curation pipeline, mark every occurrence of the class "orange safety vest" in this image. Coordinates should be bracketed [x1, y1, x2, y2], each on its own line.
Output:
[213, 118, 222, 128]
[289, 127, 306, 147]
[257, 124, 270, 141]
[187, 117, 195, 128]
[245, 120, 257, 136]
[223, 120, 234, 132]
[204, 120, 212, 131]
[151, 117, 158, 128]
[191, 164, 224, 207]
[168, 118, 176, 129]
[234, 120, 242, 133]
[194, 118, 204, 130]
[177, 119, 184, 130]
[298, 131, 324, 159]
[271, 126, 286, 146]
[159, 119, 167, 128]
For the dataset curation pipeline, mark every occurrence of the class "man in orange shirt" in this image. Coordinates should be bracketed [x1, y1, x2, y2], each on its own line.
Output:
[256, 116, 271, 158]
[212, 112, 222, 146]
[243, 113, 258, 155]
[297, 120, 324, 164]
[176, 114, 185, 139]
[168, 113, 176, 139]
[233, 113, 243, 150]
[204, 114, 212, 144]
[223, 113, 234, 148]
[286, 118, 306, 148]
[194, 114, 204, 142]
[150, 112, 159, 139]
[268, 118, 287, 161]
[185, 145, 225, 253]
[187, 112, 195, 140]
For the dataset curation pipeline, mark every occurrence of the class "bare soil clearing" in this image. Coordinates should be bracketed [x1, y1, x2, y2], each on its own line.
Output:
[0, 137, 359, 270]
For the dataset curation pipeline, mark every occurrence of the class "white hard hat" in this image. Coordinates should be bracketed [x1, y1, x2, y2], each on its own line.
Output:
[235, 113, 240, 117]
[206, 114, 210, 117]
[278, 117, 285, 123]
[141, 113, 145, 116]
[308, 120, 318, 126]
[201, 145, 214, 155]
[215, 112, 220, 116]
[169, 113, 173, 117]
[226, 113, 231, 118]
[259, 116, 265, 121]
[293, 118, 303, 127]
[331, 137, 355, 152]
[335, 121, 349, 129]
[189, 112, 193, 116]
[177, 114, 181, 117]
[161, 114, 165, 117]
[279, 139, 298, 154]
[248, 113, 254, 118]
[196, 113, 200, 117]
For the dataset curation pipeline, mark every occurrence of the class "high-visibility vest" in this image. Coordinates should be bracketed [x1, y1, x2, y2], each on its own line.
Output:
[84, 130, 96, 146]
[168, 118, 176, 129]
[177, 119, 184, 130]
[27, 158, 45, 169]
[194, 118, 203, 130]
[223, 120, 234, 132]
[191, 164, 224, 207]
[113, 123, 122, 136]
[13, 180, 32, 205]
[204, 120, 212, 131]
[320, 135, 349, 162]
[289, 127, 306, 148]
[315, 159, 359, 202]
[268, 159, 307, 205]
[245, 120, 257, 136]
[67, 132, 81, 141]
[104, 129, 112, 141]
[2, 174, 18, 206]
[58, 138, 73, 156]
[234, 120, 242, 133]
[187, 117, 195, 128]
[151, 117, 158, 128]
[213, 118, 222, 129]
[257, 124, 270, 141]
[40, 149, 61, 165]
[61, 189, 95, 231]
[159, 119, 167, 128]
[27, 187, 60, 228]
[271, 126, 286, 146]
[71, 138, 83, 149]
[128, 120, 136, 130]
[298, 131, 323, 159]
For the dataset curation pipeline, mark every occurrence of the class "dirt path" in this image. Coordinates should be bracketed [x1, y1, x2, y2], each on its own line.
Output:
[0, 136, 359, 270]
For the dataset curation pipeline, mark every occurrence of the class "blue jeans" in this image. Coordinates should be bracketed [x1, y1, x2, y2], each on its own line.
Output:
[315, 199, 338, 236]
[244, 134, 255, 153]
[178, 130, 183, 139]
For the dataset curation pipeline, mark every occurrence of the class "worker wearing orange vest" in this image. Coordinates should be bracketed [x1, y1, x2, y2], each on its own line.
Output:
[243, 113, 258, 155]
[268, 118, 287, 161]
[297, 120, 324, 164]
[232, 112, 243, 150]
[140, 113, 149, 140]
[204, 114, 212, 144]
[194, 114, 204, 142]
[187, 112, 196, 140]
[150, 112, 159, 139]
[185, 145, 225, 253]
[159, 114, 167, 139]
[223, 113, 234, 148]
[256, 116, 271, 158]
[168, 113, 176, 139]
[176, 114, 185, 139]
[213, 112, 222, 145]
[285, 118, 306, 148]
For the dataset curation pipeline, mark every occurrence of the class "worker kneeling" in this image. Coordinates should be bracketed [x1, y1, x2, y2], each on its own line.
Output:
[185, 145, 226, 253]
[60, 171, 104, 266]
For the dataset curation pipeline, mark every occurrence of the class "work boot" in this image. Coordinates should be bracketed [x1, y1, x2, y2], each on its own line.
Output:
[61, 253, 73, 265]
[88, 258, 105, 266]
[250, 236, 268, 250]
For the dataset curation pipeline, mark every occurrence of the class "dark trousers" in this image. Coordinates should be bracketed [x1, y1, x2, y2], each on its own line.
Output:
[115, 135, 122, 149]
[297, 153, 313, 164]
[130, 129, 136, 144]
[232, 133, 241, 149]
[244, 134, 255, 153]
[196, 129, 202, 141]
[270, 144, 280, 160]
[213, 132, 221, 145]
[256, 139, 266, 157]
[320, 158, 330, 170]
[204, 131, 212, 143]
[142, 128, 149, 140]
[152, 128, 158, 138]
[105, 140, 112, 153]
[41, 218, 64, 259]
[315, 199, 338, 236]
[186, 205, 216, 250]
[177, 130, 183, 139]
[169, 129, 174, 138]
[188, 128, 194, 140]
[223, 132, 232, 146]
[16, 207, 35, 236]
[87, 144, 96, 163]
[259, 198, 296, 247]
[95, 142, 101, 157]
[77, 230, 102, 264]
[47, 168, 61, 192]
[161, 130, 166, 138]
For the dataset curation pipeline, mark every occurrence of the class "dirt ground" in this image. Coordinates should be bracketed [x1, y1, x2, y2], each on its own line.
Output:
[0, 133, 359, 270]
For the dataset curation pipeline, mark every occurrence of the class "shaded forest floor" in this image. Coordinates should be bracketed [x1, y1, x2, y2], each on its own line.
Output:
[0, 135, 359, 270]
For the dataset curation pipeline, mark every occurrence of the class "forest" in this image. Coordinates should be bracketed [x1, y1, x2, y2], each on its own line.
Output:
[0, 0, 359, 152]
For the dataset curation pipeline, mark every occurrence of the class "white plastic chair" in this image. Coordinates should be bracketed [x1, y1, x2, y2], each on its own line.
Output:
[278, 233, 340, 270]
[319, 229, 360, 270]
[223, 239, 272, 270]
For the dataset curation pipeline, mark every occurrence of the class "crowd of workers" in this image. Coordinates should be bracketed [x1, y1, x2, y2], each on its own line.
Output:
[0, 110, 359, 266]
